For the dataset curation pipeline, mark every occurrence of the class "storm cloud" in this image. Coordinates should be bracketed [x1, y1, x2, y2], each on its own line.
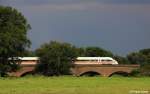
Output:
[0, 0, 150, 55]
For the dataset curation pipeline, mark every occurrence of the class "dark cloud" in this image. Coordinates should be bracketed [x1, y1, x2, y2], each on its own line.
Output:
[0, 0, 87, 6]
[0, 0, 5, 5]
[103, 0, 150, 4]
[23, 0, 150, 5]
[2, 0, 150, 7]
[0, 0, 150, 56]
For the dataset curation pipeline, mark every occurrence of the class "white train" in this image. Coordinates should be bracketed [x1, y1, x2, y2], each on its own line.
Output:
[8, 57, 39, 65]
[74, 57, 118, 65]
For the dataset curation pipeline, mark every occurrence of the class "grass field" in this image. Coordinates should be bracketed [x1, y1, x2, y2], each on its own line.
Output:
[0, 76, 150, 94]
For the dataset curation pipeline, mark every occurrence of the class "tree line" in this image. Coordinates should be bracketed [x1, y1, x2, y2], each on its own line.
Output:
[34, 41, 150, 76]
[0, 6, 150, 77]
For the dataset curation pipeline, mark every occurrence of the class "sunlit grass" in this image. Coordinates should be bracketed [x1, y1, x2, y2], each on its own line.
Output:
[0, 76, 150, 94]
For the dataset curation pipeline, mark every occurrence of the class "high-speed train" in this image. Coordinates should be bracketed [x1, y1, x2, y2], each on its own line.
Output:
[74, 57, 118, 65]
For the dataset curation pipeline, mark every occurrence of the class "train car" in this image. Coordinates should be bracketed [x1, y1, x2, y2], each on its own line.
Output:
[74, 57, 118, 65]
[8, 57, 39, 65]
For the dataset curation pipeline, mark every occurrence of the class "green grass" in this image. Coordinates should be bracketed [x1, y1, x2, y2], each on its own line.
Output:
[0, 76, 150, 94]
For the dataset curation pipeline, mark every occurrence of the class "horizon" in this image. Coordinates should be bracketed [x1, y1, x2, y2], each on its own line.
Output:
[0, 0, 150, 56]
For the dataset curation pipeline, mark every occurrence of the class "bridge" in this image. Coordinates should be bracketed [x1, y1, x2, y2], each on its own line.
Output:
[9, 63, 140, 77]
[71, 64, 140, 77]
[9, 65, 35, 77]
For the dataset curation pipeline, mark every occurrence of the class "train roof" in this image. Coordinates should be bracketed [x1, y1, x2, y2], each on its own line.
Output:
[76, 57, 114, 60]
[8, 57, 39, 60]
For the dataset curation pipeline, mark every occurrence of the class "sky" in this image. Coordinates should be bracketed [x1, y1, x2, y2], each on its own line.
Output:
[0, 0, 150, 56]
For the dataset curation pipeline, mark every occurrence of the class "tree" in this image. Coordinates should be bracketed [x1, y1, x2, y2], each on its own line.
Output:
[35, 41, 77, 76]
[75, 47, 86, 57]
[127, 48, 150, 65]
[127, 52, 145, 64]
[0, 6, 31, 76]
[127, 48, 150, 76]
[113, 55, 130, 64]
[139, 48, 150, 64]
[22, 50, 36, 57]
[84, 47, 113, 57]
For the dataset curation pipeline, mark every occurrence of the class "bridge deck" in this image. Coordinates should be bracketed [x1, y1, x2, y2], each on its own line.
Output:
[73, 64, 140, 67]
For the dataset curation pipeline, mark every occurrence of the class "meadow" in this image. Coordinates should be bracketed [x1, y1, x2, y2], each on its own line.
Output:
[0, 76, 150, 94]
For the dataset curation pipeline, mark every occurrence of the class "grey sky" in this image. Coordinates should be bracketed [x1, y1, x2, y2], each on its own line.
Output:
[0, 0, 150, 56]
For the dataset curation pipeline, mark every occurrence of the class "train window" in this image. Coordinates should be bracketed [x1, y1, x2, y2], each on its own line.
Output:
[106, 60, 112, 61]
[101, 59, 112, 62]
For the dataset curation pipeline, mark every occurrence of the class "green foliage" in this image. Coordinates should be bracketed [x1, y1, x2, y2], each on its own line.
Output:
[129, 69, 140, 77]
[140, 64, 150, 76]
[22, 50, 36, 57]
[75, 47, 86, 56]
[75, 47, 113, 57]
[84, 47, 113, 57]
[127, 48, 150, 76]
[127, 48, 150, 65]
[35, 41, 116, 76]
[35, 41, 77, 76]
[127, 52, 145, 64]
[114, 55, 130, 64]
[0, 6, 31, 76]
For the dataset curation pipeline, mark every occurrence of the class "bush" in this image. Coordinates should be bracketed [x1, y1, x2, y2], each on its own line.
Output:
[140, 64, 150, 76]
[129, 69, 141, 77]
[35, 41, 77, 76]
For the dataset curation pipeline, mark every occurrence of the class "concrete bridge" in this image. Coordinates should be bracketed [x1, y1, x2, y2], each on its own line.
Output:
[9, 63, 140, 77]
